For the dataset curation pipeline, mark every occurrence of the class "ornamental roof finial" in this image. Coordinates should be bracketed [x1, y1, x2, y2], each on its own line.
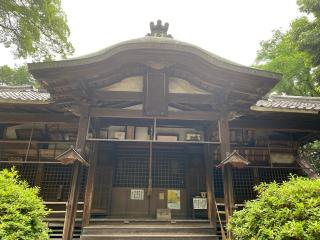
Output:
[146, 20, 173, 38]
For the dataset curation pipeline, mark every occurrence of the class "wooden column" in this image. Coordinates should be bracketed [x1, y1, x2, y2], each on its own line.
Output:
[63, 106, 90, 240]
[35, 163, 44, 187]
[82, 142, 98, 227]
[219, 116, 234, 238]
[204, 142, 217, 231]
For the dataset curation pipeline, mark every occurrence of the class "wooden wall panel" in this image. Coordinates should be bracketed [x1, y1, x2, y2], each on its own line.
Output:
[143, 71, 168, 116]
[110, 187, 187, 218]
[92, 146, 113, 214]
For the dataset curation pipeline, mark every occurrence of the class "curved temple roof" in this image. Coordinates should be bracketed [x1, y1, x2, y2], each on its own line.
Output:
[27, 21, 283, 115]
[29, 36, 280, 81]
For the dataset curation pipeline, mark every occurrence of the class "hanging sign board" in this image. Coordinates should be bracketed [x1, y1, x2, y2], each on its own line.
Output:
[193, 197, 208, 209]
[167, 190, 181, 210]
[130, 189, 144, 200]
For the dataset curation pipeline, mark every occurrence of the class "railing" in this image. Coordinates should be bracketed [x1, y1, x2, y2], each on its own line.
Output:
[44, 202, 84, 239]
[45, 201, 84, 215]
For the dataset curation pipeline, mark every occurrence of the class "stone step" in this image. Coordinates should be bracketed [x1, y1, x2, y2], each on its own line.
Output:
[81, 220, 219, 240]
[82, 225, 215, 235]
[80, 219, 221, 240]
[89, 219, 211, 226]
[80, 234, 218, 240]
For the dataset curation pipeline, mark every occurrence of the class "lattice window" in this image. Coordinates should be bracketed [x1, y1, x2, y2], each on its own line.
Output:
[0, 163, 38, 186]
[152, 149, 185, 188]
[113, 148, 186, 188]
[258, 168, 302, 184]
[213, 168, 224, 198]
[40, 164, 88, 201]
[41, 164, 73, 201]
[232, 168, 256, 202]
[113, 149, 149, 188]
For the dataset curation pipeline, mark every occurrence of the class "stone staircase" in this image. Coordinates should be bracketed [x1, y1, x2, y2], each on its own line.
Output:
[80, 219, 219, 240]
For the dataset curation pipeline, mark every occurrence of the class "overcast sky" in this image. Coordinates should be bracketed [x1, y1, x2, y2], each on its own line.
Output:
[0, 0, 300, 67]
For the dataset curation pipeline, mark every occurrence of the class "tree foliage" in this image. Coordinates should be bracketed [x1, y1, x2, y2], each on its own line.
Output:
[255, 0, 320, 96]
[295, 0, 320, 67]
[299, 140, 320, 174]
[0, 0, 74, 61]
[228, 176, 320, 240]
[0, 168, 49, 240]
[0, 65, 36, 86]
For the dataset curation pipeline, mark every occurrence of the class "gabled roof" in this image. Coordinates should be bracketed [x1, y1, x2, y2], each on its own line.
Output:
[55, 147, 89, 166]
[27, 36, 281, 108]
[218, 150, 250, 168]
[0, 85, 50, 104]
[252, 95, 320, 114]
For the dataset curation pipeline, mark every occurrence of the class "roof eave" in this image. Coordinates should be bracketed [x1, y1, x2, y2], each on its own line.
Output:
[250, 105, 320, 115]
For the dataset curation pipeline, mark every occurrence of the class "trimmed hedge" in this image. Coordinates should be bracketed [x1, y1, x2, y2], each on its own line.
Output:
[229, 176, 320, 240]
[0, 168, 49, 240]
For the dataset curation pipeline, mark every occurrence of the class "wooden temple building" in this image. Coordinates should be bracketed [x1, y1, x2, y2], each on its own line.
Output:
[0, 20, 319, 239]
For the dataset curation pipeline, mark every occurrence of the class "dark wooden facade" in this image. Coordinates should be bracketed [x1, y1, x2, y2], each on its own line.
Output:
[0, 21, 319, 239]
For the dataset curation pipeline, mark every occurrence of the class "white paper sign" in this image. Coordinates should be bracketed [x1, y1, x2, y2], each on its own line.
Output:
[193, 198, 208, 209]
[130, 189, 144, 200]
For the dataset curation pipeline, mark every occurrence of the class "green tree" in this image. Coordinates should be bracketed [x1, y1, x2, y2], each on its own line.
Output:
[295, 0, 320, 68]
[228, 176, 320, 240]
[255, 29, 316, 95]
[0, 168, 49, 240]
[299, 140, 320, 174]
[254, 0, 320, 96]
[0, 65, 36, 86]
[0, 0, 74, 61]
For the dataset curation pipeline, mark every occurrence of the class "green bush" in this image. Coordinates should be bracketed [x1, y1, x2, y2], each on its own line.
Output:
[0, 168, 49, 240]
[228, 176, 320, 240]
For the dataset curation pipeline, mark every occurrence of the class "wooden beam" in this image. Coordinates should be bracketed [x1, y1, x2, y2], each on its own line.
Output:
[87, 91, 216, 105]
[82, 142, 98, 227]
[169, 93, 213, 105]
[93, 91, 143, 102]
[219, 116, 233, 239]
[0, 112, 77, 123]
[230, 118, 320, 132]
[63, 106, 90, 240]
[204, 143, 217, 231]
[90, 108, 219, 121]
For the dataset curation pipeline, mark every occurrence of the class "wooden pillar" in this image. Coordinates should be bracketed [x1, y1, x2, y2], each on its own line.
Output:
[82, 142, 98, 227]
[219, 116, 234, 238]
[35, 163, 44, 187]
[63, 106, 90, 240]
[204, 143, 217, 231]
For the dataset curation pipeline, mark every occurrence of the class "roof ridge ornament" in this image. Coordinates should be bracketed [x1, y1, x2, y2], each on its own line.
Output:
[146, 19, 173, 38]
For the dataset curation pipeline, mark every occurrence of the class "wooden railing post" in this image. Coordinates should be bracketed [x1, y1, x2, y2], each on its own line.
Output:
[82, 142, 98, 227]
[219, 116, 234, 239]
[204, 142, 217, 232]
[63, 106, 90, 240]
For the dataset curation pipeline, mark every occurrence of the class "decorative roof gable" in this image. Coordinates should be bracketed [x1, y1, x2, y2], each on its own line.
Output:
[218, 150, 249, 168]
[55, 147, 89, 166]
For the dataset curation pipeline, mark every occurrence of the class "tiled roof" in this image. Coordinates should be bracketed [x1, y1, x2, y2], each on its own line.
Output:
[252, 95, 320, 114]
[0, 85, 51, 104]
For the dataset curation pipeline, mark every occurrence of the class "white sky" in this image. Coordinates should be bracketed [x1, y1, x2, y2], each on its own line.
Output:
[0, 0, 300, 67]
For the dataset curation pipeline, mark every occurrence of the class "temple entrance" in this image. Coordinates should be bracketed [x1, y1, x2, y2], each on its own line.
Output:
[111, 144, 187, 218]
[92, 143, 208, 219]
